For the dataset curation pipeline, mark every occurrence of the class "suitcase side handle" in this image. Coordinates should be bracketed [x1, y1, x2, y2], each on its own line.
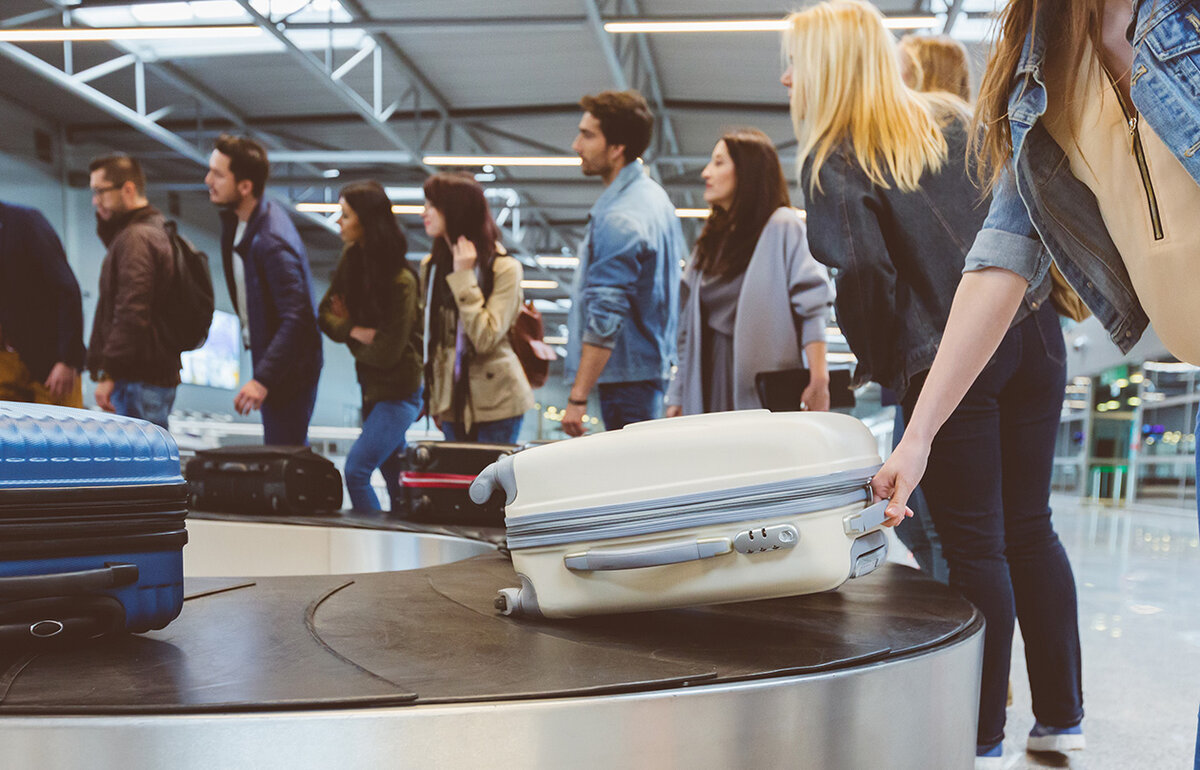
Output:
[0, 563, 140, 600]
[564, 537, 732, 572]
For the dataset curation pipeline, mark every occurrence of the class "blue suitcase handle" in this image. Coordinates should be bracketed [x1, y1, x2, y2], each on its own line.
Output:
[0, 595, 127, 646]
[0, 563, 139, 600]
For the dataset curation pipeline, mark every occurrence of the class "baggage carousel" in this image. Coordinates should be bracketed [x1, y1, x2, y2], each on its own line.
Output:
[0, 510, 984, 769]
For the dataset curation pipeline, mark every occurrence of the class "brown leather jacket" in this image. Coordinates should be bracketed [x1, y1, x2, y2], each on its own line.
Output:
[86, 206, 181, 387]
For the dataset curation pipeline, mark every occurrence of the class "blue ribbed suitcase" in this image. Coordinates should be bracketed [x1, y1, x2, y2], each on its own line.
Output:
[0, 403, 188, 646]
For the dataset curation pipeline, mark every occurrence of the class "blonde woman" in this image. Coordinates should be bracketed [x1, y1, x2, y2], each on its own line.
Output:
[783, 2, 1081, 764]
[897, 35, 972, 101]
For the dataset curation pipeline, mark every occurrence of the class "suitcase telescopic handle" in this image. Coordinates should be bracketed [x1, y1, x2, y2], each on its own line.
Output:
[0, 563, 140, 600]
[564, 537, 733, 571]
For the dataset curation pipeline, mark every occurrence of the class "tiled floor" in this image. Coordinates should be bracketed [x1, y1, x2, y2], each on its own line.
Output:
[975, 495, 1200, 769]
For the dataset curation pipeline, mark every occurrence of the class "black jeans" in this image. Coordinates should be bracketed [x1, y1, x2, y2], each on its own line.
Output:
[904, 304, 1082, 747]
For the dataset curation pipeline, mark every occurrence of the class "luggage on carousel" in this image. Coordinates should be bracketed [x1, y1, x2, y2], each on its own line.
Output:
[471, 410, 890, 618]
[185, 445, 343, 515]
[0, 403, 188, 646]
[400, 441, 518, 526]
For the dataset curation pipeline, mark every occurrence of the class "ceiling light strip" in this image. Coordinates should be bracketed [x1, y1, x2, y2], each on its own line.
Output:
[424, 155, 582, 167]
[604, 17, 937, 33]
[295, 202, 424, 215]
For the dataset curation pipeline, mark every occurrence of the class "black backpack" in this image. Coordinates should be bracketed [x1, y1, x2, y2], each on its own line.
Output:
[160, 221, 215, 352]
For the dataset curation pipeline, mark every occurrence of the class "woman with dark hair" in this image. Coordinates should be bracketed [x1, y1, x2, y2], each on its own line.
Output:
[421, 172, 533, 443]
[665, 128, 832, 416]
[318, 181, 423, 512]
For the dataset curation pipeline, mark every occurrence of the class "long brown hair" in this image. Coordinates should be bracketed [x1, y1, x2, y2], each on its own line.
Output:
[973, 0, 1103, 190]
[693, 129, 791, 280]
[422, 173, 503, 344]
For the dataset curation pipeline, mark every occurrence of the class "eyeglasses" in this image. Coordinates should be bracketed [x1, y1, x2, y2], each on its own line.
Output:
[90, 185, 118, 199]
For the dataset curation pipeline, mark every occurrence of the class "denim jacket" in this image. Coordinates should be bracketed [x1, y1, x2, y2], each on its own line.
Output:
[802, 117, 1034, 399]
[963, 0, 1200, 353]
[566, 160, 683, 384]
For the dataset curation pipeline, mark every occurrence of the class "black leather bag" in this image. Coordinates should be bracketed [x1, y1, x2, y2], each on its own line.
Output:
[755, 368, 856, 411]
[185, 445, 343, 515]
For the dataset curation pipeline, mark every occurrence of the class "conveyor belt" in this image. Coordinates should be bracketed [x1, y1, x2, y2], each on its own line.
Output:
[0, 555, 977, 714]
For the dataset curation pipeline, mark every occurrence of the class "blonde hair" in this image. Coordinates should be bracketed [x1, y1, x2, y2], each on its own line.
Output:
[898, 35, 972, 101]
[784, 0, 969, 194]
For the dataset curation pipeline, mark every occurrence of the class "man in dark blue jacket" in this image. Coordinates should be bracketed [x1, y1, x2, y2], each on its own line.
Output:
[0, 201, 85, 407]
[205, 134, 322, 445]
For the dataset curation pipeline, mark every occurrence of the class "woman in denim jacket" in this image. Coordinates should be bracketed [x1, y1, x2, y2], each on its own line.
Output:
[783, 3, 1082, 764]
[874, 0, 1200, 764]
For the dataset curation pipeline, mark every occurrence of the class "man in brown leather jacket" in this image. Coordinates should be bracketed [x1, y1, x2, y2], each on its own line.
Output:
[85, 155, 180, 431]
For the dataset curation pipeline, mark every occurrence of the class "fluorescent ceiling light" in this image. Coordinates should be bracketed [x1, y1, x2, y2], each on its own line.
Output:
[0, 26, 262, 42]
[604, 17, 937, 33]
[535, 256, 580, 269]
[295, 202, 423, 215]
[521, 280, 560, 290]
[424, 155, 582, 167]
[676, 207, 806, 219]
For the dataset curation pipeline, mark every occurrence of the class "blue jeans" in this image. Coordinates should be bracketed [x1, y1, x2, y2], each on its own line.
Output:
[598, 380, 664, 431]
[345, 388, 423, 513]
[441, 414, 524, 444]
[110, 380, 176, 431]
[904, 305, 1081, 747]
[261, 382, 318, 446]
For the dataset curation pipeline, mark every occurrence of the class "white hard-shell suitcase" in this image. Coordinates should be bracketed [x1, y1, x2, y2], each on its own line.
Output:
[469, 410, 891, 618]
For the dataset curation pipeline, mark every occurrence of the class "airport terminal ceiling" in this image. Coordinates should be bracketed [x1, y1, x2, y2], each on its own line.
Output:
[0, 0, 998, 304]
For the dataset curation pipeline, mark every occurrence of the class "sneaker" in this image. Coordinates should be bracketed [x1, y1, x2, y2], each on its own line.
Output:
[1027, 721, 1086, 752]
[975, 741, 1004, 769]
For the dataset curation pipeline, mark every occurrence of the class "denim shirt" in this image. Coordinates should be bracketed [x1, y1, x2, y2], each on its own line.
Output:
[963, 0, 1200, 353]
[566, 160, 683, 384]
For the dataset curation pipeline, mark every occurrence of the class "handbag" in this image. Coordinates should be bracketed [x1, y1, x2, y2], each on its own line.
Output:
[508, 300, 557, 389]
[1048, 263, 1092, 322]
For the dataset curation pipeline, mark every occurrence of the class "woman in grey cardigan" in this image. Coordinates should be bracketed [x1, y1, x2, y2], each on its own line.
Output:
[666, 128, 833, 416]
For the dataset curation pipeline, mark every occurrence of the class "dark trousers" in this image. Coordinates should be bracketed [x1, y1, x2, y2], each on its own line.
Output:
[904, 304, 1082, 747]
[261, 383, 318, 446]
[598, 380, 664, 431]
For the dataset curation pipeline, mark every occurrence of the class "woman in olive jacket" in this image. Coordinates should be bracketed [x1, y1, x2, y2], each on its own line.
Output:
[420, 172, 533, 444]
[318, 181, 423, 512]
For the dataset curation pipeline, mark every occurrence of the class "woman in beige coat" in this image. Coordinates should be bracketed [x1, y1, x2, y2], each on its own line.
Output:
[420, 172, 533, 443]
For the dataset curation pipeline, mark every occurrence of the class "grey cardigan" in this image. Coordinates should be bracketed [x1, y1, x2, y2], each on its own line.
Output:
[666, 207, 834, 414]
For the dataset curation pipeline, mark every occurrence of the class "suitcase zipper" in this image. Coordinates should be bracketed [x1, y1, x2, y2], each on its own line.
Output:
[506, 466, 880, 550]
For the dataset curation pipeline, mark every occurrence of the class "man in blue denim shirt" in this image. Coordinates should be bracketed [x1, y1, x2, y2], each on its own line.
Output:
[562, 91, 683, 435]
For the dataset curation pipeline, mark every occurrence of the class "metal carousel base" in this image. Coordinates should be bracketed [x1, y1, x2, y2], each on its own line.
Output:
[0, 512, 983, 770]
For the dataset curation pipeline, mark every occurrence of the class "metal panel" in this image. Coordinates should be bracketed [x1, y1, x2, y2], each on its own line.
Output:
[0, 625, 982, 770]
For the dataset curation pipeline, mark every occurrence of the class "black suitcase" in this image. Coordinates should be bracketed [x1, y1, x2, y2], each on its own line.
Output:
[185, 445, 343, 515]
[0, 404, 188, 647]
[400, 441, 517, 526]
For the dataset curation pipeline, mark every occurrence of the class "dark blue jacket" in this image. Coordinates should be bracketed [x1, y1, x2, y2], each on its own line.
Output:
[0, 201, 85, 381]
[220, 199, 322, 401]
